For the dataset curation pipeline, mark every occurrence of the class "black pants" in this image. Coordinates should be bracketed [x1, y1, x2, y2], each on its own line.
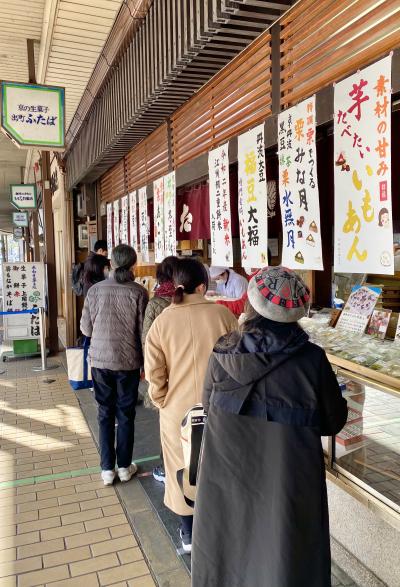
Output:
[92, 368, 140, 470]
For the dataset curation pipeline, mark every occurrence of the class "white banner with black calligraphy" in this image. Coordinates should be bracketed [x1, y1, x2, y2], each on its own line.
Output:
[208, 143, 233, 266]
[278, 95, 323, 270]
[138, 186, 149, 263]
[113, 199, 120, 246]
[238, 124, 269, 268]
[334, 56, 393, 274]
[2, 262, 45, 340]
[120, 195, 129, 244]
[129, 191, 138, 251]
[164, 171, 176, 257]
[106, 203, 113, 252]
[153, 178, 164, 262]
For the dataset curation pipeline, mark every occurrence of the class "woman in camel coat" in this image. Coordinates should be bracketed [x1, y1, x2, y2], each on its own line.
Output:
[145, 258, 237, 553]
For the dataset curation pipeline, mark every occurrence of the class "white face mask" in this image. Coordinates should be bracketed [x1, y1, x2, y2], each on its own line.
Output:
[215, 278, 225, 284]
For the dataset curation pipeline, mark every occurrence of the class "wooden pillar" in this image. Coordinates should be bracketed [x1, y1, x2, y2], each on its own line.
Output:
[41, 151, 59, 353]
[31, 211, 41, 261]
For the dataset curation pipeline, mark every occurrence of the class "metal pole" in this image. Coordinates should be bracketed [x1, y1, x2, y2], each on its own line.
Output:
[40, 308, 46, 370]
[32, 308, 58, 373]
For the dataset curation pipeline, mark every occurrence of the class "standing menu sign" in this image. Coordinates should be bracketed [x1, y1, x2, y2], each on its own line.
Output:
[120, 196, 129, 244]
[278, 95, 323, 270]
[208, 143, 233, 266]
[139, 187, 149, 262]
[129, 191, 138, 251]
[106, 203, 113, 252]
[164, 171, 176, 257]
[153, 177, 164, 262]
[238, 124, 269, 268]
[334, 56, 393, 274]
[2, 262, 45, 340]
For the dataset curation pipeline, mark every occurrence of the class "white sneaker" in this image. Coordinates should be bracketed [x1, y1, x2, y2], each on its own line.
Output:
[101, 469, 116, 486]
[180, 528, 192, 554]
[118, 463, 138, 482]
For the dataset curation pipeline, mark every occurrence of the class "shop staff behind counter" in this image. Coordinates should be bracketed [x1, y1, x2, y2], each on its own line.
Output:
[209, 266, 248, 299]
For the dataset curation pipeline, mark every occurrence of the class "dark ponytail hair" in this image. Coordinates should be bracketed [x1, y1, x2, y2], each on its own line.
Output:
[172, 258, 209, 304]
[111, 244, 137, 284]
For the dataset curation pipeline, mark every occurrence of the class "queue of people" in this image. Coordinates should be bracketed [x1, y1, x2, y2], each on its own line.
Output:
[79, 246, 348, 587]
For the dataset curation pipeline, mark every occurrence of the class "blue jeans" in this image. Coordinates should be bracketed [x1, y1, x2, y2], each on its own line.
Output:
[92, 368, 140, 470]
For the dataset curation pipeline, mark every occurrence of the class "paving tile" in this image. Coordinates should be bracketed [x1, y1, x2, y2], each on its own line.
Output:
[40, 521, 84, 541]
[70, 552, 119, 577]
[0, 556, 42, 578]
[85, 513, 126, 532]
[0, 531, 40, 551]
[17, 537, 63, 561]
[18, 498, 58, 513]
[80, 496, 119, 511]
[43, 545, 91, 568]
[91, 535, 138, 557]
[118, 548, 143, 565]
[109, 524, 133, 539]
[17, 517, 60, 535]
[18, 564, 69, 587]
[98, 561, 150, 585]
[127, 576, 156, 587]
[65, 528, 111, 549]
[0, 548, 17, 563]
[46, 574, 100, 587]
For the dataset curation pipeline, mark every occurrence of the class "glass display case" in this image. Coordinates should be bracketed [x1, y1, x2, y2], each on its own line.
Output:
[301, 317, 400, 512]
[333, 371, 400, 511]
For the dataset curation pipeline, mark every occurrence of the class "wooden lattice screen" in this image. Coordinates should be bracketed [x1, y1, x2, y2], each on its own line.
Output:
[100, 159, 126, 202]
[172, 31, 272, 167]
[280, 0, 400, 107]
[125, 123, 169, 192]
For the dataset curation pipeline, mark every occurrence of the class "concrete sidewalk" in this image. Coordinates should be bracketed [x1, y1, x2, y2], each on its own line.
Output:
[0, 357, 187, 587]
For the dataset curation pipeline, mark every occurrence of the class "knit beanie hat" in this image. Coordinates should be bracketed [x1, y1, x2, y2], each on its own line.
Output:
[247, 266, 310, 323]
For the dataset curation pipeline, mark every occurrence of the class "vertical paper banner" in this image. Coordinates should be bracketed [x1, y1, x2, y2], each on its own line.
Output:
[106, 203, 113, 252]
[164, 171, 177, 257]
[2, 262, 45, 340]
[278, 95, 323, 270]
[113, 199, 120, 246]
[334, 56, 393, 274]
[129, 191, 138, 251]
[208, 142, 233, 266]
[153, 177, 164, 262]
[238, 124, 269, 268]
[120, 195, 129, 244]
[139, 186, 149, 263]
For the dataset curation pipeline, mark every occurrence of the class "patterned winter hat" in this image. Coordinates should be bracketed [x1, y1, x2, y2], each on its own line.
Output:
[247, 266, 310, 323]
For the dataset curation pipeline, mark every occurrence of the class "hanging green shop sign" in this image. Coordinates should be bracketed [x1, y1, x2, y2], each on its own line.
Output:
[1, 81, 65, 150]
[12, 211, 29, 227]
[13, 227, 24, 240]
[10, 184, 37, 209]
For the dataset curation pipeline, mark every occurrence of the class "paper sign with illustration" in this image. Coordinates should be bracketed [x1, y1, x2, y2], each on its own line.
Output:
[278, 95, 323, 270]
[336, 285, 381, 335]
[394, 315, 400, 343]
[334, 55, 394, 274]
[367, 309, 392, 340]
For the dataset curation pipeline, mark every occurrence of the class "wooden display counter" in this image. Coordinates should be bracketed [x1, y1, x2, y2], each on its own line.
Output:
[327, 353, 400, 393]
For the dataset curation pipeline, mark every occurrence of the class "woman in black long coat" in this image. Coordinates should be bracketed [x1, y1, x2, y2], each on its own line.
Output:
[192, 266, 348, 587]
